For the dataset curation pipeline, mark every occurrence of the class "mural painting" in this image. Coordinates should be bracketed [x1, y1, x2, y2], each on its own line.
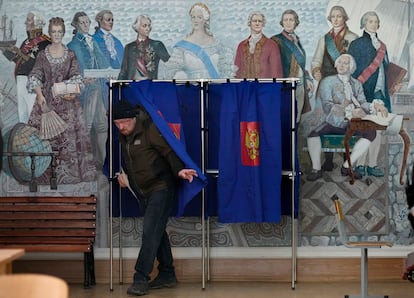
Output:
[0, 0, 413, 254]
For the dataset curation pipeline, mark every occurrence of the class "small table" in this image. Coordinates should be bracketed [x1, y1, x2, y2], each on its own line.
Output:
[344, 118, 410, 185]
[0, 248, 25, 274]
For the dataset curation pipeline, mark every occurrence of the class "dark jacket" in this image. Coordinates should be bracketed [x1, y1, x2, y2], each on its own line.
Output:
[118, 38, 170, 80]
[348, 31, 391, 111]
[3, 29, 50, 76]
[119, 110, 184, 197]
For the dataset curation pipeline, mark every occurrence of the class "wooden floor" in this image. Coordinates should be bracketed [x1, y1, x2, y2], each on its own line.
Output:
[69, 281, 413, 298]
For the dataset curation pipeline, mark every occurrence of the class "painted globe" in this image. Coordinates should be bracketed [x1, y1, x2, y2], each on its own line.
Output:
[2, 123, 52, 182]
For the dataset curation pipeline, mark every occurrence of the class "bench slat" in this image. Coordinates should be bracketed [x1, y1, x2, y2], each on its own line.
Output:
[0, 220, 96, 228]
[0, 229, 95, 237]
[0, 244, 92, 252]
[0, 205, 96, 212]
[0, 196, 96, 203]
[0, 237, 93, 244]
[0, 212, 96, 220]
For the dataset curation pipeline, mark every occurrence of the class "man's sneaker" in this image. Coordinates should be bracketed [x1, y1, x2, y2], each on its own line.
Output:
[127, 282, 149, 296]
[340, 166, 362, 180]
[354, 165, 367, 177]
[367, 166, 384, 177]
[306, 169, 323, 181]
[149, 274, 178, 289]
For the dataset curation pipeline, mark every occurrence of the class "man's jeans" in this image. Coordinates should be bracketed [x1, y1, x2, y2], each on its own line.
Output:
[134, 188, 176, 283]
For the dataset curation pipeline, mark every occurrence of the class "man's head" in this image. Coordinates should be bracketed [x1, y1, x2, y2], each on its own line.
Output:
[132, 15, 152, 39]
[26, 12, 45, 32]
[248, 11, 266, 31]
[334, 54, 356, 75]
[71, 12, 91, 35]
[113, 100, 138, 136]
[360, 11, 380, 31]
[95, 10, 114, 32]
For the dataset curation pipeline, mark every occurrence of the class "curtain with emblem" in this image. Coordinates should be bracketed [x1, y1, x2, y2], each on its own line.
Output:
[215, 81, 283, 223]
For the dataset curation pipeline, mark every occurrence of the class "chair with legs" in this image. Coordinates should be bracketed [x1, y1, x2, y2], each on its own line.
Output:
[331, 194, 393, 298]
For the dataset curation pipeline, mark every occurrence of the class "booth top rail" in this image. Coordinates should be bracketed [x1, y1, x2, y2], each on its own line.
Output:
[109, 78, 300, 86]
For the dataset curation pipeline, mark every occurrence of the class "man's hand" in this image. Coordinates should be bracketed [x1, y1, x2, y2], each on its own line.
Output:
[117, 170, 129, 188]
[313, 69, 322, 82]
[178, 169, 198, 183]
[374, 102, 388, 117]
[352, 108, 367, 118]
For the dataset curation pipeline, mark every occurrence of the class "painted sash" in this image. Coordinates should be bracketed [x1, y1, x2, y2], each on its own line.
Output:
[278, 32, 306, 71]
[357, 42, 387, 84]
[175, 40, 220, 78]
[325, 34, 341, 62]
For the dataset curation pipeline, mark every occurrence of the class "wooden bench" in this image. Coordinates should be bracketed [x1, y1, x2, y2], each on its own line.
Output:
[0, 195, 97, 288]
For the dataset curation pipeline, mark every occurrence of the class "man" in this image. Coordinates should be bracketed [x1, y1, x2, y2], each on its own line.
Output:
[1, 12, 50, 123]
[93, 10, 124, 69]
[113, 100, 198, 296]
[271, 9, 313, 121]
[118, 15, 170, 80]
[304, 54, 388, 181]
[234, 11, 282, 79]
[348, 11, 391, 178]
[311, 6, 358, 171]
[68, 11, 110, 170]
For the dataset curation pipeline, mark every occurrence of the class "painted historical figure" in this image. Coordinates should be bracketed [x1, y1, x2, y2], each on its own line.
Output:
[311, 5, 358, 171]
[27, 17, 96, 184]
[348, 11, 392, 178]
[0, 12, 50, 123]
[93, 10, 124, 69]
[272, 9, 313, 121]
[348, 11, 391, 111]
[163, 2, 234, 79]
[304, 54, 387, 181]
[311, 5, 358, 81]
[234, 11, 282, 80]
[118, 15, 170, 80]
[67, 11, 110, 170]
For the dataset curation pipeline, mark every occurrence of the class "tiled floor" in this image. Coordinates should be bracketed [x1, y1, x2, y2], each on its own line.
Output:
[69, 280, 413, 298]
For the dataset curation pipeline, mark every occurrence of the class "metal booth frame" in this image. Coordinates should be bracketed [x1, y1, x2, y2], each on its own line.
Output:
[107, 78, 299, 291]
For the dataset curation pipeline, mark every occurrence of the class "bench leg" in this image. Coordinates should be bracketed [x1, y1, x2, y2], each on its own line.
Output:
[83, 246, 96, 288]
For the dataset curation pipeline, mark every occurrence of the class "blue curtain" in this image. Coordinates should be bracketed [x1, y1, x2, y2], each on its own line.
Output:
[108, 80, 208, 217]
[212, 81, 282, 223]
[107, 80, 299, 222]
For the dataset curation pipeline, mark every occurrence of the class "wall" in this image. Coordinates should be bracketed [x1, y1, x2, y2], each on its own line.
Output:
[1, 0, 413, 254]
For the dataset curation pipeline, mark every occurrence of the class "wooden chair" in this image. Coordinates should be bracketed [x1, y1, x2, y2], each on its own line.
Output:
[0, 274, 68, 298]
[331, 195, 393, 298]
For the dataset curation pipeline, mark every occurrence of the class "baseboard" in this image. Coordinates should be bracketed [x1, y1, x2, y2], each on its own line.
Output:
[19, 245, 414, 260]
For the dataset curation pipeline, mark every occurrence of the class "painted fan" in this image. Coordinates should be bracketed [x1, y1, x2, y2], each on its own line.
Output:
[39, 102, 67, 140]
